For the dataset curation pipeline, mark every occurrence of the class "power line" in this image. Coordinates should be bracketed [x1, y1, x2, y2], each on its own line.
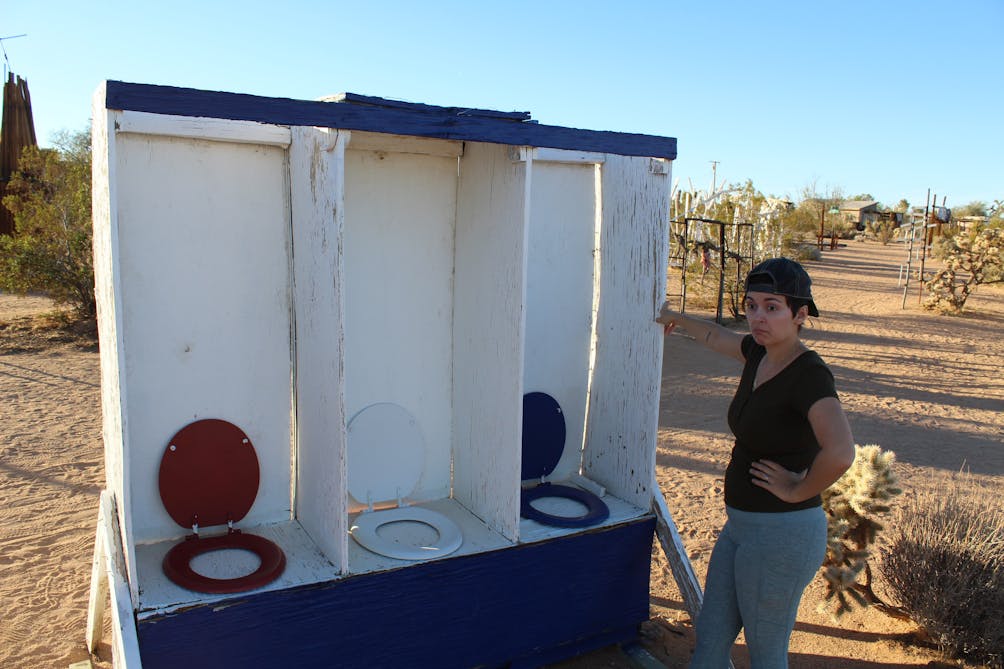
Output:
[0, 34, 28, 77]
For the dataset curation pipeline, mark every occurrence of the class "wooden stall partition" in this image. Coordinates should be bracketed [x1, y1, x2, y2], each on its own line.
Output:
[289, 126, 349, 572]
[584, 155, 671, 508]
[452, 141, 529, 542]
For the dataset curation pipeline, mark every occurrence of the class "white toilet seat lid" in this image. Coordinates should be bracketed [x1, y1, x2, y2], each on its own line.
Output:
[347, 403, 424, 505]
[350, 506, 463, 561]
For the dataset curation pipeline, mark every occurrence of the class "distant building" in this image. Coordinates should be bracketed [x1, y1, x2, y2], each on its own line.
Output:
[839, 200, 881, 230]
[955, 215, 986, 233]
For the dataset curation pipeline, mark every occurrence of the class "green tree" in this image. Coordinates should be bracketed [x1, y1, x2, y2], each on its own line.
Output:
[0, 128, 94, 317]
[953, 201, 989, 218]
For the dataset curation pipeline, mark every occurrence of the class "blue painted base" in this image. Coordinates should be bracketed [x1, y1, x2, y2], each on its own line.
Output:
[137, 517, 655, 669]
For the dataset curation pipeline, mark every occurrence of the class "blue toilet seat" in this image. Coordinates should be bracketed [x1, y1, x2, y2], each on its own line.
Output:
[521, 482, 609, 528]
[520, 392, 609, 528]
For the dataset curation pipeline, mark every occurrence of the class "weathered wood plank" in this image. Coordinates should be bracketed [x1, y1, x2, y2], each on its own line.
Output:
[84, 510, 108, 653]
[652, 484, 704, 621]
[452, 141, 527, 540]
[88, 491, 142, 668]
[289, 126, 348, 571]
[116, 110, 291, 147]
[584, 154, 670, 508]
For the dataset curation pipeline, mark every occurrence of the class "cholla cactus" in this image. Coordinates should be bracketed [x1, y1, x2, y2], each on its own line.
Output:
[819, 444, 904, 618]
[924, 227, 1004, 314]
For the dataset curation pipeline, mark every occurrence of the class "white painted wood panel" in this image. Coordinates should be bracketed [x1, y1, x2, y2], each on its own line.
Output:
[91, 103, 139, 596]
[342, 148, 457, 503]
[116, 110, 292, 147]
[452, 142, 528, 541]
[583, 155, 671, 508]
[114, 133, 294, 541]
[524, 161, 599, 479]
[289, 127, 348, 571]
[347, 130, 463, 158]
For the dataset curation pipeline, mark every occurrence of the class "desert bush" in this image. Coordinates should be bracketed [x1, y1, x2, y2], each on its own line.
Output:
[865, 219, 897, 245]
[879, 473, 1004, 668]
[789, 243, 821, 262]
[0, 129, 94, 318]
[923, 227, 1004, 314]
[819, 445, 903, 618]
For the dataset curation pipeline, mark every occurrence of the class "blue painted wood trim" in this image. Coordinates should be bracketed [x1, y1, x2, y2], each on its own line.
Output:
[331, 92, 533, 121]
[136, 517, 656, 669]
[102, 81, 677, 160]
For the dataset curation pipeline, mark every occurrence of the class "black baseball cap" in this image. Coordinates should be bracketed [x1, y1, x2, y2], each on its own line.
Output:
[744, 258, 819, 317]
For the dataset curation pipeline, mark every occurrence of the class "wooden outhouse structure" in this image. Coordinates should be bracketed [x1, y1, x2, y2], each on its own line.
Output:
[85, 80, 690, 668]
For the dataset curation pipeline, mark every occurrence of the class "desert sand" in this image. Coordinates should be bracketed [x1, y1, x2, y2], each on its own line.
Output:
[1, 239, 1001, 668]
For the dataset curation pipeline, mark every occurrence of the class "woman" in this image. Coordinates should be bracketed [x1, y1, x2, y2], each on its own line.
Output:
[657, 257, 855, 668]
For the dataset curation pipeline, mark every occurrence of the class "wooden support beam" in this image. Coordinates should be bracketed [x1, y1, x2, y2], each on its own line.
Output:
[651, 481, 736, 669]
[85, 491, 142, 668]
[652, 482, 703, 621]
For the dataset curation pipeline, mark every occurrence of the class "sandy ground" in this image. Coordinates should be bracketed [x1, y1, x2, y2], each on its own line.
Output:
[1, 239, 1001, 668]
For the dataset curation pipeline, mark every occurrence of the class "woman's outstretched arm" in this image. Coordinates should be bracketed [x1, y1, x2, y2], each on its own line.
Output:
[656, 301, 745, 362]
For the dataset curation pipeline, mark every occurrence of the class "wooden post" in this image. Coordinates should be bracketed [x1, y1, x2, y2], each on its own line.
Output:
[818, 205, 825, 251]
[919, 192, 933, 303]
[680, 219, 690, 314]
[716, 221, 726, 323]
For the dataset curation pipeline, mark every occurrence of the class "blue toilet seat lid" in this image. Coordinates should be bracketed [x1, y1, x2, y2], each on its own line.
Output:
[521, 392, 566, 481]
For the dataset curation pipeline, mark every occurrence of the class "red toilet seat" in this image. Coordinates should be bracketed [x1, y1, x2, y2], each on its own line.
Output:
[158, 419, 286, 594]
[162, 530, 286, 595]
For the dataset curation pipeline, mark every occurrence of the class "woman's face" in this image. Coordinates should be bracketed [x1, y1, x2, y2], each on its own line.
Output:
[744, 291, 806, 346]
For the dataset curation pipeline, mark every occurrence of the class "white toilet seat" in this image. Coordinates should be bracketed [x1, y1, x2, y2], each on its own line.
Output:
[346, 403, 464, 561]
[350, 506, 463, 561]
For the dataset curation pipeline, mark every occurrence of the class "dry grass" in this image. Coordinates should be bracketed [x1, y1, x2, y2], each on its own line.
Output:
[0, 308, 97, 354]
[880, 472, 1004, 668]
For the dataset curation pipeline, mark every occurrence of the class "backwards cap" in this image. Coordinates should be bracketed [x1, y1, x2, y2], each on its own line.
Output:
[744, 257, 819, 317]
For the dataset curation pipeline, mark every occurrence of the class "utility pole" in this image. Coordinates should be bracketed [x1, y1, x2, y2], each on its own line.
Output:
[709, 160, 719, 195]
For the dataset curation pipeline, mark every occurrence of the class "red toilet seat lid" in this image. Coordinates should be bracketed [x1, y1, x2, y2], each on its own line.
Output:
[159, 419, 260, 530]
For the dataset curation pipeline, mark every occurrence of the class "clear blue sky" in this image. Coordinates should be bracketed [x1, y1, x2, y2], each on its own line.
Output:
[5, 0, 1002, 209]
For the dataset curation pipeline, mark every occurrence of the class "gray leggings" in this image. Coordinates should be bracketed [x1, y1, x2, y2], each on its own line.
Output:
[689, 505, 827, 669]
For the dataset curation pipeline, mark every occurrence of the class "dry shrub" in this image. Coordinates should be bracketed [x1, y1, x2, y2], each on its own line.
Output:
[879, 473, 1004, 668]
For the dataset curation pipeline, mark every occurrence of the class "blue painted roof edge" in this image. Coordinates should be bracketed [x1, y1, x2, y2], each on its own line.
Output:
[329, 92, 533, 122]
[102, 81, 677, 160]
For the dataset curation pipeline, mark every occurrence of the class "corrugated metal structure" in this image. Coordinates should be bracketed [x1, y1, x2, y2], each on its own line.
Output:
[0, 72, 37, 235]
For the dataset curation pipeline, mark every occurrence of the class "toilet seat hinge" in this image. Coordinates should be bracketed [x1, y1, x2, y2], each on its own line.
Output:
[190, 515, 199, 538]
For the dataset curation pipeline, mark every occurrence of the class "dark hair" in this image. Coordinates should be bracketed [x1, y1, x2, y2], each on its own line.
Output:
[786, 296, 812, 318]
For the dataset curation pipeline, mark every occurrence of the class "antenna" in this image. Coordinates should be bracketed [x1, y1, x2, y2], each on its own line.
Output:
[1, 34, 27, 79]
